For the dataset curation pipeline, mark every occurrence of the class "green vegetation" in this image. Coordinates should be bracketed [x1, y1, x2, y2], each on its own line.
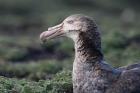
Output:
[0, 71, 72, 93]
[102, 30, 140, 67]
[0, 60, 70, 81]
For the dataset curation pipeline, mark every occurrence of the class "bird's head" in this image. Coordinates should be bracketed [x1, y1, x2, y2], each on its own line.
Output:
[40, 14, 97, 42]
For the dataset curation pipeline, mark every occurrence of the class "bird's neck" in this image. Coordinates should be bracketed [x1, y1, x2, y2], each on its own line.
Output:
[72, 32, 120, 93]
[72, 30, 121, 93]
[74, 32, 103, 63]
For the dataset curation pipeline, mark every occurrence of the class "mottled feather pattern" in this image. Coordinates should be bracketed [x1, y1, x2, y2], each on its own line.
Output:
[70, 15, 140, 93]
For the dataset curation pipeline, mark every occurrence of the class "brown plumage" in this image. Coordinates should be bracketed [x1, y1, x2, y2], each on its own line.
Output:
[40, 14, 140, 93]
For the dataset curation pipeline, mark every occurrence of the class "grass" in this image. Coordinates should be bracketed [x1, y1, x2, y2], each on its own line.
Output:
[0, 70, 72, 93]
[0, 60, 66, 81]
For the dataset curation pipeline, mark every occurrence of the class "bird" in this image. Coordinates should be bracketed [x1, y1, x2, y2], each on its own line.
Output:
[40, 14, 140, 93]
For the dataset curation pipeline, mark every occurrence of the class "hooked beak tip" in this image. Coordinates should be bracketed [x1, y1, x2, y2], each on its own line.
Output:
[40, 32, 46, 43]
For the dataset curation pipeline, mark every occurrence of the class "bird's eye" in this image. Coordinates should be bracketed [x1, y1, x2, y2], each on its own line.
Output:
[67, 20, 74, 24]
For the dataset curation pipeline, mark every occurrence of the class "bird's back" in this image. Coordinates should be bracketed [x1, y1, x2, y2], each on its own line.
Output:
[117, 63, 140, 71]
[106, 63, 140, 93]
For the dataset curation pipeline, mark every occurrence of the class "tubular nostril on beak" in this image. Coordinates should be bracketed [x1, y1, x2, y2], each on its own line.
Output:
[48, 23, 63, 31]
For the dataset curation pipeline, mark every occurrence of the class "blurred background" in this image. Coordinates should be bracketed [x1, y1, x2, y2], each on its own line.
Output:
[0, 0, 140, 92]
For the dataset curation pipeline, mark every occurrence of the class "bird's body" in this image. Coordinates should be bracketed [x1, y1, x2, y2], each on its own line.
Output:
[40, 14, 140, 93]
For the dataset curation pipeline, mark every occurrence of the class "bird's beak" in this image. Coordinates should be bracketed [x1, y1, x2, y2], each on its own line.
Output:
[40, 23, 64, 43]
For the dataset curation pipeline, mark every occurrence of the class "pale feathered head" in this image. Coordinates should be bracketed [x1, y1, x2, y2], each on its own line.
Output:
[40, 14, 98, 42]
